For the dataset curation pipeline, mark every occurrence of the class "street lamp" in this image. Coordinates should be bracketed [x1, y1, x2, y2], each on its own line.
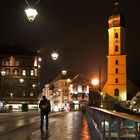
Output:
[91, 78, 103, 108]
[1, 70, 6, 76]
[24, 7, 38, 22]
[24, 0, 40, 22]
[91, 78, 99, 86]
[62, 70, 67, 75]
[51, 52, 59, 61]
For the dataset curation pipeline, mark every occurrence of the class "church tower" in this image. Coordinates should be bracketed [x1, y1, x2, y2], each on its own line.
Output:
[102, 1, 127, 101]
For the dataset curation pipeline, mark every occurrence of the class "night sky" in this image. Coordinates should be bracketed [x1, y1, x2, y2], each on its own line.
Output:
[0, 0, 140, 89]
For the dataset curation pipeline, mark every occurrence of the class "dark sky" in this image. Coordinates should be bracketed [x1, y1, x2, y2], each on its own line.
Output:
[0, 0, 140, 88]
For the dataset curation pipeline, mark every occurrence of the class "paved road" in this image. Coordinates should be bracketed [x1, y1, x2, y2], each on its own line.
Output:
[0, 111, 91, 140]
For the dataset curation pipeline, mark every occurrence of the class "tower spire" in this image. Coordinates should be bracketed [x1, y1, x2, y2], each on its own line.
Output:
[115, 0, 119, 6]
[114, 0, 120, 13]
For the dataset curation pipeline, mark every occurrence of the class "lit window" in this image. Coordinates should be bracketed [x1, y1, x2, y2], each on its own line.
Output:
[30, 92, 34, 97]
[15, 61, 19, 66]
[14, 69, 19, 75]
[6, 61, 9, 66]
[6, 69, 10, 75]
[34, 69, 38, 76]
[22, 70, 26, 76]
[78, 86, 82, 93]
[30, 70, 34, 76]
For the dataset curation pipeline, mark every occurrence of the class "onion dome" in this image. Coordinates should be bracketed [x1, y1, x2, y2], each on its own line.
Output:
[108, 1, 125, 28]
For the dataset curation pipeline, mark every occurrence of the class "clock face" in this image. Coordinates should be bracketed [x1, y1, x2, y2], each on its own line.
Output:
[115, 39, 119, 44]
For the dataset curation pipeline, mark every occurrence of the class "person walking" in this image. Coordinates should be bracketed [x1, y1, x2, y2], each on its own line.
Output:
[39, 95, 51, 131]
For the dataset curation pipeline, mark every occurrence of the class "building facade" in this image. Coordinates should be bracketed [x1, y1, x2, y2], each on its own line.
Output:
[0, 44, 41, 111]
[44, 72, 89, 111]
[102, 2, 127, 101]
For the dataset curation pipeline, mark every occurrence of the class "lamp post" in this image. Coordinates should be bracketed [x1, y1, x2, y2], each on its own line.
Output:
[91, 78, 102, 107]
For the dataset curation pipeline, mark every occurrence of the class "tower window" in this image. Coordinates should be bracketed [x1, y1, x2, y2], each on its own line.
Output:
[115, 78, 118, 83]
[115, 68, 118, 73]
[114, 88, 119, 96]
[115, 45, 118, 52]
[115, 33, 118, 38]
[115, 60, 118, 65]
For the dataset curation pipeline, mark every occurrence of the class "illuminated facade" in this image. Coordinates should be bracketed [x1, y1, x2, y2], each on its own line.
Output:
[0, 44, 40, 110]
[102, 2, 127, 101]
[44, 72, 89, 111]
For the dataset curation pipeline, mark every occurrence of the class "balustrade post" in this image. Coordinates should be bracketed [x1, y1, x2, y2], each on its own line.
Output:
[108, 114, 111, 140]
[135, 122, 138, 140]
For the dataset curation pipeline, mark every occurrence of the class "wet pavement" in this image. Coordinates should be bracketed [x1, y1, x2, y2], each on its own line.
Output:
[29, 111, 91, 140]
[0, 111, 91, 140]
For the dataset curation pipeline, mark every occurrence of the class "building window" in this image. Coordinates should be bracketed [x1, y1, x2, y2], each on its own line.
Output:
[115, 68, 118, 73]
[22, 90, 26, 97]
[6, 69, 10, 75]
[30, 70, 34, 76]
[114, 88, 119, 96]
[22, 70, 26, 76]
[6, 61, 9, 66]
[115, 45, 118, 52]
[115, 60, 118, 65]
[115, 33, 118, 38]
[14, 69, 19, 75]
[2, 60, 5, 66]
[73, 85, 78, 92]
[82, 86, 87, 92]
[15, 61, 19, 66]
[115, 78, 118, 83]
[30, 92, 34, 97]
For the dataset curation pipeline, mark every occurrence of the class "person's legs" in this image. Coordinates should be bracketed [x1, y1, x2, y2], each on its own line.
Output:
[45, 114, 49, 130]
[40, 111, 44, 129]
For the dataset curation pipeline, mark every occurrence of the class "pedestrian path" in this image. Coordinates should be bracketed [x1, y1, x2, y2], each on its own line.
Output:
[29, 111, 91, 140]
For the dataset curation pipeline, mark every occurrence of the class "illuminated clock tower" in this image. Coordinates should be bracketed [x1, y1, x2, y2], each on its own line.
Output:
[102, 1, 127, 101]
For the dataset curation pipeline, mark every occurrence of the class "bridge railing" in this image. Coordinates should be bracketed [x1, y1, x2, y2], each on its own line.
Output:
[86, 106, 140, 140]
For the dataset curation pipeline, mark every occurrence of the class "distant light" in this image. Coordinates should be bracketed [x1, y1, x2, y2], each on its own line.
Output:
[24, 7, 38, 22]
[91, 78, 99, 86]
[62, 70, 67, 75]
[51, 52, 58, 60]
[67, 78, 71, 83]
[1, 70, 6, 76]
[19, 78, 24, 83]
[73, 100, 79, 104]
[38, 57, 42, 62]
[32, 84, 36, 88]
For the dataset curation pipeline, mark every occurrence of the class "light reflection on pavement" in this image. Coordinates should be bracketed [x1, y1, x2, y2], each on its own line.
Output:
[0, 111, 91, 140]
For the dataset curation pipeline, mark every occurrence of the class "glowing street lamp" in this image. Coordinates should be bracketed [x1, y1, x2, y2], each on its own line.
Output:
[1, 70, 6, 76]
[24, 7, 38, 22]
[91, 78, 99, 86]
[51, 52, 59, 60]
[24, 0, 40, 22]
[62, 70, 67, 75]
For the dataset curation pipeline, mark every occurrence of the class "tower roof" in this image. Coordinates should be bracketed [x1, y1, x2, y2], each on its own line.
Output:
[108, 0, 125, 28]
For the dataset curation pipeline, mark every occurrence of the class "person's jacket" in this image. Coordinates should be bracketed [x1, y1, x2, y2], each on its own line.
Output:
[39, 99, 51, 113]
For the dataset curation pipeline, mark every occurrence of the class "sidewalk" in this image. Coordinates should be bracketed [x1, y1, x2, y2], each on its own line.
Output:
[29, 111, 91, 140]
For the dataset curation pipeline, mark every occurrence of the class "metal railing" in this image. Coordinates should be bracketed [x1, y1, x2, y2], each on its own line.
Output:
[86, 106, 140, 140]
